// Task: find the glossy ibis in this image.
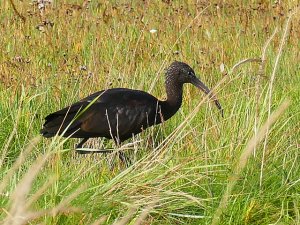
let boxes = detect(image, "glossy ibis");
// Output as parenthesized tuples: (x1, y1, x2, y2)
(41, 61, 223, 153)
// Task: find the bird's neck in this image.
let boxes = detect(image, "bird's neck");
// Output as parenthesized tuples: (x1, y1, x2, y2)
(160, 79, 183, 121)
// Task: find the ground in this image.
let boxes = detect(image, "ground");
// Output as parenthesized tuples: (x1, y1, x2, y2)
(0, 1, 299, 224)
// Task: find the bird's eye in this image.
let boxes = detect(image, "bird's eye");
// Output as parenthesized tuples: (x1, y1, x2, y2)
(188, 71, 194, 76)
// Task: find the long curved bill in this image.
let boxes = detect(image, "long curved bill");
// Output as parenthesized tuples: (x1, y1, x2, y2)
(191, 77, 224, 117)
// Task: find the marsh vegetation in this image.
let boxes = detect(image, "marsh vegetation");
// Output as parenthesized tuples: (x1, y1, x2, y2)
(0, 1, 299, 224)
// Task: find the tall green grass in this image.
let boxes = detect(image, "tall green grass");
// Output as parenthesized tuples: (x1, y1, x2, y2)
(1, 1, 299, 224)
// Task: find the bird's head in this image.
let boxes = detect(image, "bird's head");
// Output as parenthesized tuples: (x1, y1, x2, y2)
(165, 61, 223, 116)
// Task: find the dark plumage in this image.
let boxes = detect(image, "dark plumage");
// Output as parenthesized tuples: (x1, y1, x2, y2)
(41, 61, 223, 153)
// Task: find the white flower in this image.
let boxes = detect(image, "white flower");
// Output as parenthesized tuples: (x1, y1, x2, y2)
(80, 65, 87, 71)
(150, 29, 158, 34)
(220, 63, 225, 73)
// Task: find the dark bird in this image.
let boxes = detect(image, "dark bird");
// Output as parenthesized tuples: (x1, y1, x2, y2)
(41, 61, 223, 154)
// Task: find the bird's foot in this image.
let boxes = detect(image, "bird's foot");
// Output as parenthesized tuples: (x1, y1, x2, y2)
(118, 151, 132, 167)
(75, 148, 114, 154)
(75, 144, 132, 167)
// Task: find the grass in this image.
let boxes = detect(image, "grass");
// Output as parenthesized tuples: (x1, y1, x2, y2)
(1, 1, 300, 224)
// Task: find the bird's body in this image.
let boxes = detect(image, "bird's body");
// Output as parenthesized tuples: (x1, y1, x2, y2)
(41, 61, 223, 152)
(41, 88, 177, 142)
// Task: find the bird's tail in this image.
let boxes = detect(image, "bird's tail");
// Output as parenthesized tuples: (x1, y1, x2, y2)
(40, 113, 77, 137)
(40, 104, 85, 138)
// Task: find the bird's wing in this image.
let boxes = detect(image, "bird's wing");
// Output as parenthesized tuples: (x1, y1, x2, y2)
(78, 89, 161, 140)
(41, 88, 160, 139)
(43, 89, 107, 122)
(41, 91, 106, 137)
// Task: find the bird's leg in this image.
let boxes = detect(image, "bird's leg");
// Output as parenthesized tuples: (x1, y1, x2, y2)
(76, 138, 90, 154)
(76, 138, 89, 148)
(106, 138, 131, 168)
(76, 138, 114, 154)
(114, 138, 131, 167)
(118, 151, 131, 167)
